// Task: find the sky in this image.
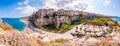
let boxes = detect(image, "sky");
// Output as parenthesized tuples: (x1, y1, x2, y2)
(0, 0, 120, 18)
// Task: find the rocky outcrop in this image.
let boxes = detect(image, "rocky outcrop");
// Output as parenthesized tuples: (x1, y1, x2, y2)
(29, 9, 110, 29)
(29, 9, 88, 28)
(73, 24, 111, 37)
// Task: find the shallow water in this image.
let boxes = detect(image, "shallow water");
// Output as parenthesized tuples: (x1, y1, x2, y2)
(112, 17, 120, 22)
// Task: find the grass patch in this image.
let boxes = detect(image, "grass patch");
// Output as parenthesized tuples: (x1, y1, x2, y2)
(50, 39, 69, 43)
(49, 39, 70, 46)
(85, 17, 111, 26)
(76, 33, 105, 38)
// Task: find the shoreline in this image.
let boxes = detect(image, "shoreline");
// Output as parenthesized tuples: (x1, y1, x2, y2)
(17, 19, 27, 31)
(112, 17, 120, 22)
(20, 19, 34, 36)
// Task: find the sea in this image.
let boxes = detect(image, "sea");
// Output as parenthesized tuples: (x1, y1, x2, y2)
(1, 17, 120, 31)
(2, 18, 26, 31)
(112, 17, 120, 22)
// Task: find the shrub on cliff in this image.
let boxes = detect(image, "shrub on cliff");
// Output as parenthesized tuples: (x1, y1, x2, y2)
(87, 17, 111, 26)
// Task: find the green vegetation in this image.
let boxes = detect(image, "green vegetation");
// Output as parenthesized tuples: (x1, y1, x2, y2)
(59, 20, 82, 33)
(88, 17, 111, 26)
(76, 33, 105, 38)
(49, 39, 70, 46)
(76, 34, 85, 37)
(81, 17, 111, 26)
(50, 39, 69, 43)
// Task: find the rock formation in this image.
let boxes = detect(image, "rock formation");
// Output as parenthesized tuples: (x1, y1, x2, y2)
(29, 9, 111, 32)
(29, 9, 89, 28)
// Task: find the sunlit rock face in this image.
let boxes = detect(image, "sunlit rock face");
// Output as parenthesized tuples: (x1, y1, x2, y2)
(29, 9, 89, 28)
(29, 8, 110, 29)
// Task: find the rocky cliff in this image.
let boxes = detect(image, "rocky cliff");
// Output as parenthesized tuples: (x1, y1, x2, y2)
(29, 9, 88, 28)
(29, 9, 111, 33)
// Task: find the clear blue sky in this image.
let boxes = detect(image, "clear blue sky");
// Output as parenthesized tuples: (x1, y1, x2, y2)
(0, 0, 120, 18)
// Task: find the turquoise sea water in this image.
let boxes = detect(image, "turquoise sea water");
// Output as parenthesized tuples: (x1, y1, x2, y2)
(112, 17, 120, 22)
(2, 18, 26, 31)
